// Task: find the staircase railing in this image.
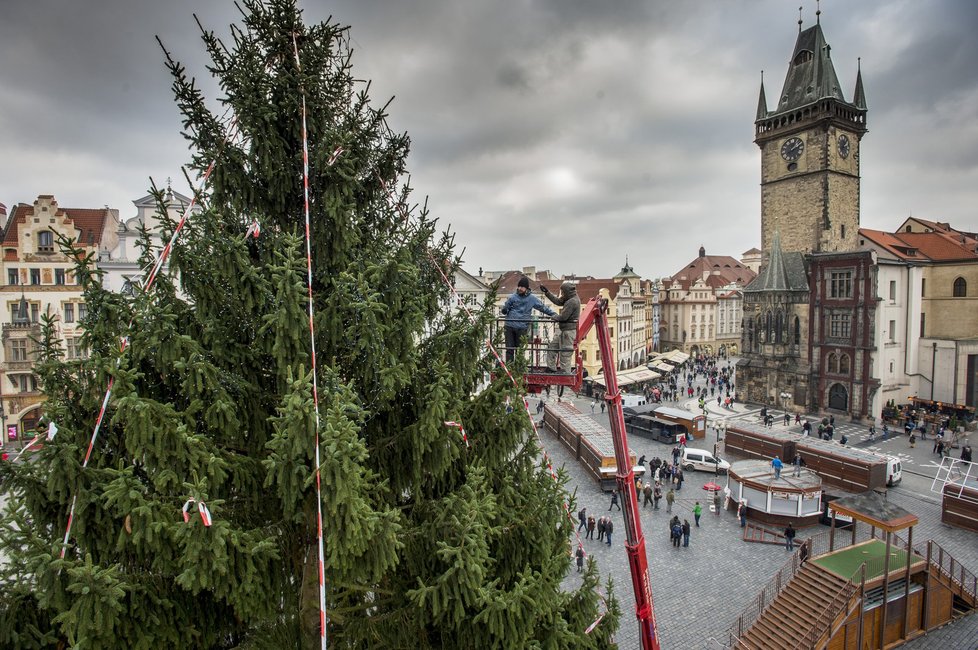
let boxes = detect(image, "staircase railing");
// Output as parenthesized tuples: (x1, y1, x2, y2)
(725, 545, 806, 646)
(791, 565, 861, 650)
(924, 540, 978, 603)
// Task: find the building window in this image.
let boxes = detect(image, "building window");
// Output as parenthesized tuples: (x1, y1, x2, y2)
(953, 277, 967, 297)
(31, 303, 39, 323)
(580, 350, 587, 362)
(839, 354, 851, 374)
(889, 281, 896, 301)
(7, 269, 17, 285)
(829, 313, 851, 338)
(889, 320, 896, 342)
(889, 361, 894, 373)
(920, 312, 926, 337)
(37, 230, 55, 253)
(66, 337, 87, 359)
(63, 303, 75, 323)
(30, 268, 41, 285)
(829, 271, 852, 299)
(827, 352, 838, 374)
(10, 339, 28, 361)
(921, 279, 926, 297)
(78, 303, 88, 321)
(55, 268, 66, 285)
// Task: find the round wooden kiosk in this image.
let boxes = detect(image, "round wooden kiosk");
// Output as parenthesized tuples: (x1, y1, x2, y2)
(726, 460, 822, 526)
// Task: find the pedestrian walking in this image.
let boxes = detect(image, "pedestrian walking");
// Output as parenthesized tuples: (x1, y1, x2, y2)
(961, 445, 973, 462)
(682, 519, 691, 547)
(771, 455, 783, 479)
(713, 491, 721, 516)
(586, 515, 595, 539)
(653, 483, 662, 510)
(642, 482, 653, 508)
(909, 432, 916, 448)
(609, 490, 621, 511)
(671, 518, 682, 548)
(600, 401, 606, 414)
(738, 501, 747, 527)
(676, 468, 684, 490)
(693, 501, 702, 527)
(605, 517, 613, 546)
(783, 412, 790, 426)
(933, 433, 943, 455)
(792, 453, 803, 477)
(784, 523, 796, 551)
(597, 517, 605, 542)
(577, 507, 587, 531)
(575, 544, 585, 572)
(590, 401, 595, 414)
(666, 488, 675, 513)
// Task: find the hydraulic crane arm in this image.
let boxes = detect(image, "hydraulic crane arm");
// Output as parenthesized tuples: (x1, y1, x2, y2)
(578, 297, 660, 650)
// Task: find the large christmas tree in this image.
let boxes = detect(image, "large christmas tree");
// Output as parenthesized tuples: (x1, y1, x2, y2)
(0, 1, 618, 647)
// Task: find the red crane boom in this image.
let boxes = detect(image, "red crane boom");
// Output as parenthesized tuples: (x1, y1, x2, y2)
(527, 297, 660, 649)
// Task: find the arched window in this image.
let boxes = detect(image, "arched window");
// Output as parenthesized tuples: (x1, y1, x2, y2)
(827, 353, 838, 374)
(765, 310, 773, 342)
(839, 354, 851, 374)
(793, 316, 801, 345)
(775, 310, 784, 343)
(953, 277, 967, 297)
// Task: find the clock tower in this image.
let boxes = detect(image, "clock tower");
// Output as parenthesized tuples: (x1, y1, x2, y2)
(755, 18, 867, 255)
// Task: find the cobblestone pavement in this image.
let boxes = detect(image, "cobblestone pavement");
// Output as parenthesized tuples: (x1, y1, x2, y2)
(542, 359, 978, 649)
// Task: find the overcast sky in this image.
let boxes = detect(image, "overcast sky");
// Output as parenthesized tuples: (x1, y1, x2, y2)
(2, 0, 976, 280)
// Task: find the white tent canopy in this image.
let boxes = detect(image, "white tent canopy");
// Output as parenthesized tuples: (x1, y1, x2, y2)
(592, 367, 661, 387)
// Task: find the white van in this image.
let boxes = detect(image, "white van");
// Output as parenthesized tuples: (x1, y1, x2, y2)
(681, 448, 731, 474)
(885, 456, 902, 487)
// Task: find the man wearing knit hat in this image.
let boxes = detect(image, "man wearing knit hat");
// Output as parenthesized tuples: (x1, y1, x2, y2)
(500, 276, 556, 363)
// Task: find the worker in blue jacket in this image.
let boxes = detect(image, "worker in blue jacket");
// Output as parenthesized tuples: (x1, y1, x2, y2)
(500, 276, 556, 362)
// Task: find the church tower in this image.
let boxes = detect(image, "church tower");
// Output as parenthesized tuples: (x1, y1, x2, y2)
(755, 13, 867, 255)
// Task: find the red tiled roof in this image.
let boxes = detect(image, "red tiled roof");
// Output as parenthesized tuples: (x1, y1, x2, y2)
(860, 227, 978, 262)
(667, 253, 756, 291)
(2, 201, 111, 248)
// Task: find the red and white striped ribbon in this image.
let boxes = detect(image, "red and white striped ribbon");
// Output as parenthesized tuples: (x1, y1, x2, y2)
(293, 33, 329, 650)
(443, 421, 469, 448)
(181, 498, 213, 527)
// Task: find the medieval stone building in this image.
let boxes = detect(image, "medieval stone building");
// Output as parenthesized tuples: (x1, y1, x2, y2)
(738, 18, 878, 419)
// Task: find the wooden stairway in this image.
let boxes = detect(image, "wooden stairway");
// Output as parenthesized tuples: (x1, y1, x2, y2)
(737, 563, 855, 650)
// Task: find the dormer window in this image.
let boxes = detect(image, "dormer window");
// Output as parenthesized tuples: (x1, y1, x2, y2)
(37, 230, 55, 253)
(793, 50, 814, 65)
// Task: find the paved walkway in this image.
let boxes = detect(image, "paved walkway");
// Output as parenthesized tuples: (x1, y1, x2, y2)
(542, 362, 977, 648)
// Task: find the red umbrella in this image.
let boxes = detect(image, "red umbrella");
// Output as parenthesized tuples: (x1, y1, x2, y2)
(702, 482, 723, 492)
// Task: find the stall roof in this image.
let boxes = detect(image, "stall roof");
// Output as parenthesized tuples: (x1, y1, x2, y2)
(828, 491, 918, 532)
(593, 367, 660, 387)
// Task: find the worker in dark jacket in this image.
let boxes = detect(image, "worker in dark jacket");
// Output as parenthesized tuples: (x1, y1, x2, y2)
(541, 281, 581, 373)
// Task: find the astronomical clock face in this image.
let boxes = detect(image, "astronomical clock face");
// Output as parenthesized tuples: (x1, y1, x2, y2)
(837, 134, 851, 159)
(780, 137, 804, 162)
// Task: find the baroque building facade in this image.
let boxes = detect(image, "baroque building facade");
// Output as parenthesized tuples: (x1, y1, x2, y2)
(1, 195, 120, 443)
(658, 246, 754, 357)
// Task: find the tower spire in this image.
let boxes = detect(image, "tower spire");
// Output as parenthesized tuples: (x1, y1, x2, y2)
(798, 6, 803, 32)
(853, 57, 867, 109)
(816, 0, 821, 25)
(757, 71, 768, 120)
